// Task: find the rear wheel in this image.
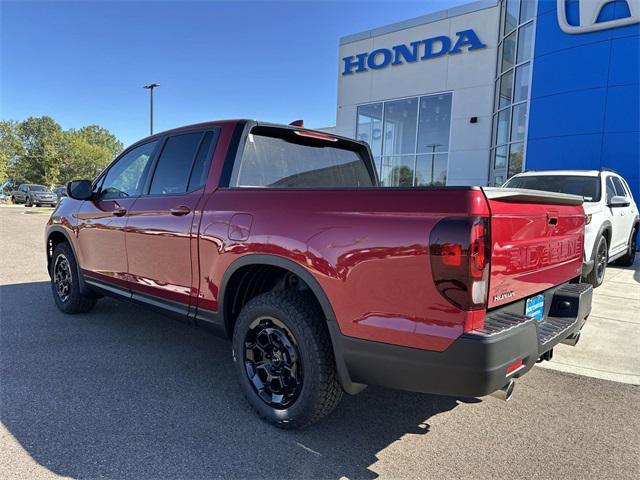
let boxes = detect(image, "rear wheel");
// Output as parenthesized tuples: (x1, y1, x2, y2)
(51, 242, 97, 314)
(232, 290, 343, 429)
(586, 235, 608, 288)
(617, 226, 638, 267)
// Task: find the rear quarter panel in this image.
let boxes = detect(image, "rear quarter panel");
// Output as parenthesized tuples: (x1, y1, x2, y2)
(198, 188, 489, 351)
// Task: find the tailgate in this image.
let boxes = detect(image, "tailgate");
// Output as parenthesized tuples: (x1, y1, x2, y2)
(482, 187, 584, 309)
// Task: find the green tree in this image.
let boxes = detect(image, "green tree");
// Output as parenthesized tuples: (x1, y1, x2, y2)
(0, 120, 24, 185)
(17, 116, 63, 185)
(58, 130, 114, 181)
(74, 125, 123, 158)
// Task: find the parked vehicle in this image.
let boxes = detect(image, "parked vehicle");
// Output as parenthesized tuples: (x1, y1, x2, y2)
(53, 186, 67, 203)
(11, 184, 58, 207)
(504, 170, 638, 287)
(46, 120, 592, 428)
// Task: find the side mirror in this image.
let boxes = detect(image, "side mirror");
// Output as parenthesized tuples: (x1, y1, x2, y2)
(608, 195, 630, 208)
(67, 180, 93, 200)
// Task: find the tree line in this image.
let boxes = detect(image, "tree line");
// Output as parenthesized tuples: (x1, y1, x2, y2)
(0, 116, 124, 188)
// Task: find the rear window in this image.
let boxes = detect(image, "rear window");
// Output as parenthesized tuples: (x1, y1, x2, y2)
(504, 175, 601, 202)
(230, 129, 375, 188)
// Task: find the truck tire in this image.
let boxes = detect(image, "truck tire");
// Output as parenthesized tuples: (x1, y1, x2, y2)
(617, 225, 637, 267)
(50, 242, 97, 314)
(232, 290, 343, 429)
(586, 235, 608, 288)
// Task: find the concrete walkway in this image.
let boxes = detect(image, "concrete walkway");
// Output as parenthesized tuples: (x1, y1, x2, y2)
(539, 256, 640, 384)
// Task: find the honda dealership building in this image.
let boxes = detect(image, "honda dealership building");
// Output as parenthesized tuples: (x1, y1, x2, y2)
(331, 0, 639, 200)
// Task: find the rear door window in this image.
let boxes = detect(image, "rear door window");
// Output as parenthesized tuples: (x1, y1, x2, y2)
(606, 177, 616, 203)
(611, 177, 628, 198)
(149, 133, 203, 195)
(230, 129, 374, 188)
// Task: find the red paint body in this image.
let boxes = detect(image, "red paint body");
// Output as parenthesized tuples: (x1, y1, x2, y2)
(47, 120, 585, 353)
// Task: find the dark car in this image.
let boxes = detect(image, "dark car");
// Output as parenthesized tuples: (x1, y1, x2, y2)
(46, 119, 592, 428)
(11, 184, 58, 207)
(53, 186, 67, 203)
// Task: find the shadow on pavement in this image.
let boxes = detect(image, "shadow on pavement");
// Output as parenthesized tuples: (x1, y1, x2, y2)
(0, 281, 467, 479)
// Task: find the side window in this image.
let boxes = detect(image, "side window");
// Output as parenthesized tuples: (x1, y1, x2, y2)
(187, 130, 218, 191)
(149, 132, 202, 195)
(99, 141, 158, 200)
(611, 177, 628, 198)
(606, 177, 616, 203)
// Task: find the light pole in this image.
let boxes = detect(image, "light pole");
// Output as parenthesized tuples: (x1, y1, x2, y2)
(426, 144, 442, 185)
(143, 83, 160, 135)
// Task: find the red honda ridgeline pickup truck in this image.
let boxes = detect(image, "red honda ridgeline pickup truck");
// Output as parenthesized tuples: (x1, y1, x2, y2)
(46, 120, 592, 428)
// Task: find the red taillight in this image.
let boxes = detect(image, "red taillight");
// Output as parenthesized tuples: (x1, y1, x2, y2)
(429, 216, 490, 331)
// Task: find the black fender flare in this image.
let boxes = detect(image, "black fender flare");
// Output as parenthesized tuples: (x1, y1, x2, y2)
(219, 253, 366, 394)
(46, 226, 90, 295)
(628, 216, 640, 248)
(591, 220, 612, 261)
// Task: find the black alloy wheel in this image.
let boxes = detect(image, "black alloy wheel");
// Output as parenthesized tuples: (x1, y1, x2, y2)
(53, 253, 73, 303)
(244, 316, 303, 409)
(595, 238, 608, 283)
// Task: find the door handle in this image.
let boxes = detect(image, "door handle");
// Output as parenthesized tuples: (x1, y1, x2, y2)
(113, 206, 127, 217)
(170, 205, 191, 216)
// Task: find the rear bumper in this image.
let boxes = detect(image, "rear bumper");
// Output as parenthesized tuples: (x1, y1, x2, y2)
(332, 281, 592, 398)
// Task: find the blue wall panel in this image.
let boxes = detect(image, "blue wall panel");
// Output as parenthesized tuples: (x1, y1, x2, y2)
(603, 85, 640, 133)
(527, 0, 640, 204)
(527, 134, 603, 170)
(530, 41, 610, 98)
(528, 88, 607, 138)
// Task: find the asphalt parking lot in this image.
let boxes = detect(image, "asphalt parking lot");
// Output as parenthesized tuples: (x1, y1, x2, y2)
(1, 206, 639, 479)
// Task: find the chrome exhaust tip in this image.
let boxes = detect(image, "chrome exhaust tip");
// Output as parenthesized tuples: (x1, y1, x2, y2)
(490, 380, 515, 402)
(561, 332, 580, 347)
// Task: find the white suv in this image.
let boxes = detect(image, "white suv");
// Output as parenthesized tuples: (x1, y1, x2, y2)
(503, 170, 638, 287)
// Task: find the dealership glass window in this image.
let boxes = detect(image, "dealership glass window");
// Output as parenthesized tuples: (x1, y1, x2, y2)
(498, 69, 514, 108)
(508, 143, 524, 178)
(513, 62, 531, 103)
(416, 154, 448, 187)
(382, 98, 418, 156)
(356, 103, 383, 158)
(501, 31, 516, 72)
(416, 94, 452, 154)
(490, 0, 536, 184)
(380, 156, 415, 187)
(516, 22, 534, 64)
(493, 145, 508, 169)
(504, 0, 520, 35)
(356, 93, 452, 187)
(520, 0, 535, 23)
(510, 103, 528, 142)
(494, 108, 511, 146)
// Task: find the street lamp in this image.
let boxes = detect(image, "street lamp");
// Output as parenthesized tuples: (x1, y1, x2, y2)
(426, 144, 442, 185)
(143, 83, 160, 135)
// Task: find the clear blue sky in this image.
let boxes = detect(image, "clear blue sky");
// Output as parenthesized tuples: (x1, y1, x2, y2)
(1, 0, 467, 147)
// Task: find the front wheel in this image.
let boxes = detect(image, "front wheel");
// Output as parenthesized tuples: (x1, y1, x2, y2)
(232, 290, 343, 429)
(586, 235, 608, 288)
(617, 226, 638, 267)
(25, 197, 33, 207)
(50, 242, 98, 314)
